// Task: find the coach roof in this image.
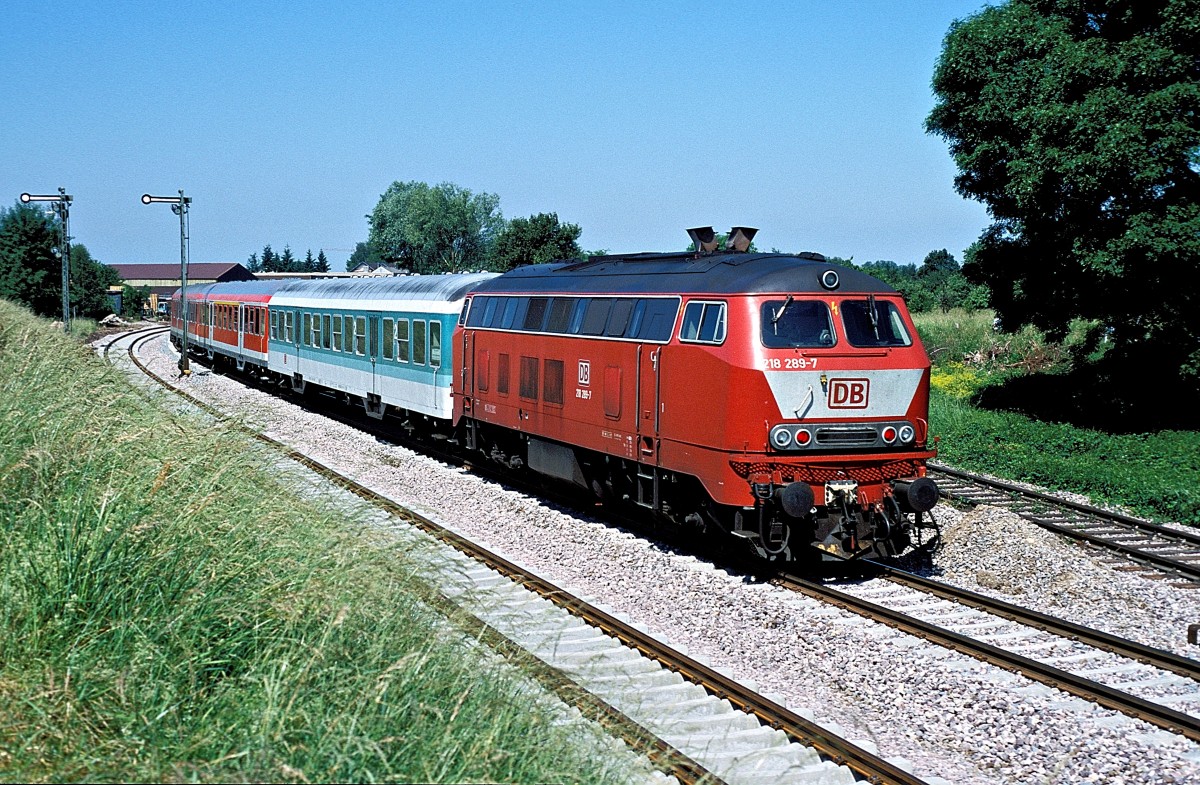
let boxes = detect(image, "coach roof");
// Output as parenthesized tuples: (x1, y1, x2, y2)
(473, 252, 896, 296)
(272, 273, 498, 303)
(176, 280, 292, 299)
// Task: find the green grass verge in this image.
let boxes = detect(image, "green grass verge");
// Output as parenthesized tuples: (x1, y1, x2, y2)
(0, 301, 643, 784)
(930, 390, 1200, 525)
(914, 310, 1199, 525)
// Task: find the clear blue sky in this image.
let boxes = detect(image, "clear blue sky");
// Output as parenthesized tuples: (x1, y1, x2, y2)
(1, 1, 993, 270)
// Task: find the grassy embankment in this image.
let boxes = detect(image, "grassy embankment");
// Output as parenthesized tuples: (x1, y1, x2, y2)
(0, 300, 642, 784)
(913, 309, 1200, 525)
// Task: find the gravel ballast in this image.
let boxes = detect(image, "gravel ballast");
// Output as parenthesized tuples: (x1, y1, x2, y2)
(129, 335, 1200, 784)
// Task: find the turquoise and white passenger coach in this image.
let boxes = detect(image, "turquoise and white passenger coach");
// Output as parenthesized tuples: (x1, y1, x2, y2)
(266, 274, 497, 420)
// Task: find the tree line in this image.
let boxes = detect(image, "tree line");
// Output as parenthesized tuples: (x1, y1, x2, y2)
(245, 245, 331, 274)
(345, 181, 589, 275)
(0, 202, 147, 320)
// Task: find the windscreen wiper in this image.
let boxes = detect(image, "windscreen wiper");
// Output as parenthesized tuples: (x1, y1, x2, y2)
(771, 294, 794, 335)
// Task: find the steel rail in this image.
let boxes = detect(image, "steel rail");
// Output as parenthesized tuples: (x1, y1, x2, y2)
(119, 329, 717, 785)
(122, 330, 928, 785)
(928, 463, 1200, 582)
(874, 564, 1200, 681)
(930, 462, 1200, 546)
(777, 572, 1200, 744)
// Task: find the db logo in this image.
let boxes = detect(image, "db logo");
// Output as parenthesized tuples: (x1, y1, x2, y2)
(578, 360, 591, 386)
(829, 378, 869, 409)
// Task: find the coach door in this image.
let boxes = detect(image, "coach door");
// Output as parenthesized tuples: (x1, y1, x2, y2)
(368, 312, 383, 403)
(634, 344, 661, 510)
(237, 304, 246, 364)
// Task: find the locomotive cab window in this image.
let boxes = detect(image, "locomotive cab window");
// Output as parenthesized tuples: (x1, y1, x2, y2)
(680, 301, 727, 344)
(761, 299, 834, 349)
(841, 298, 912, 348)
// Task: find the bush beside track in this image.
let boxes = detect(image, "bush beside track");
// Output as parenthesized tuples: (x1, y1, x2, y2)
(0, 301, 642, 784)
(916, 310, 1200, 526)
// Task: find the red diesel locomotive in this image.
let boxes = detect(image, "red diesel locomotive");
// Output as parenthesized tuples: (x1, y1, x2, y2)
(454, 227, 939, 562)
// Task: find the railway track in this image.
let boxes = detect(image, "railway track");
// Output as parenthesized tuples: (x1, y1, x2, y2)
(779, 566, 1200, 744)
(111, 327, 930, 785)
(929, 463, 1200, 585)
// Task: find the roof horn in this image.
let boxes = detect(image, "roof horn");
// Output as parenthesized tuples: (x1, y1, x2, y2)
(726, 226, 758, 253)
(686, 226, 720, 253)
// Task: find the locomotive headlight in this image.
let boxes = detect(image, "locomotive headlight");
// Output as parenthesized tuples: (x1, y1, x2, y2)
(770, 427, 793, 449)
(899, 424, 915, 444)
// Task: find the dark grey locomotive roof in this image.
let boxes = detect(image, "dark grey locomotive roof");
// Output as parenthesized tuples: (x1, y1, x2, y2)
(471, 252, 897, 296)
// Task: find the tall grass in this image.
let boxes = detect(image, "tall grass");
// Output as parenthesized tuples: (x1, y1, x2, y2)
(0, 300, 645, 783)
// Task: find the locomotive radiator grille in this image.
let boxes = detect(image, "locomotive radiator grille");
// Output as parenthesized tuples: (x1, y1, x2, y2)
(814, 426, 878, 445)
(730, 459, 920, 485)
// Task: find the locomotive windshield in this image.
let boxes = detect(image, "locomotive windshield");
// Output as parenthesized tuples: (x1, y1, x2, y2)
(761, 300, 835, 348)
(841, 298, 912, 347)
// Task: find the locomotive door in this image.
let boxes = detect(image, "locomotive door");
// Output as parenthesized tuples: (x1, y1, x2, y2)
(460, 328, 475, 416)
(634, 344, 662, 510)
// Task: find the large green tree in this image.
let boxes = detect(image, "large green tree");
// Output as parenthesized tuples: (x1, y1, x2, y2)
(0, 202, 66, 317)
(491, 212, 583, 271)
(368, 181, 504, 273)
(346, 241, 384, 271)
(927, 0, 1200, 382)
(69, 244, 121, 318)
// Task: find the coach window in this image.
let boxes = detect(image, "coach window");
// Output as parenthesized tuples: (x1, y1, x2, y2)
(321, 314, 331, 349)
(413, 320, 427, 365)
(302, 313, 312, 347)
(332, 315, 342, 351)
(383, 318, 395, 360)
(430, 322, 442, 368)
(680, 301, 727, 344)
(313, 314, 324, 348)
(342, 316, 353, 353)
(270, 311, 278, 339)
(396, 319, 410, 362)
(355, 316, 367, 355)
